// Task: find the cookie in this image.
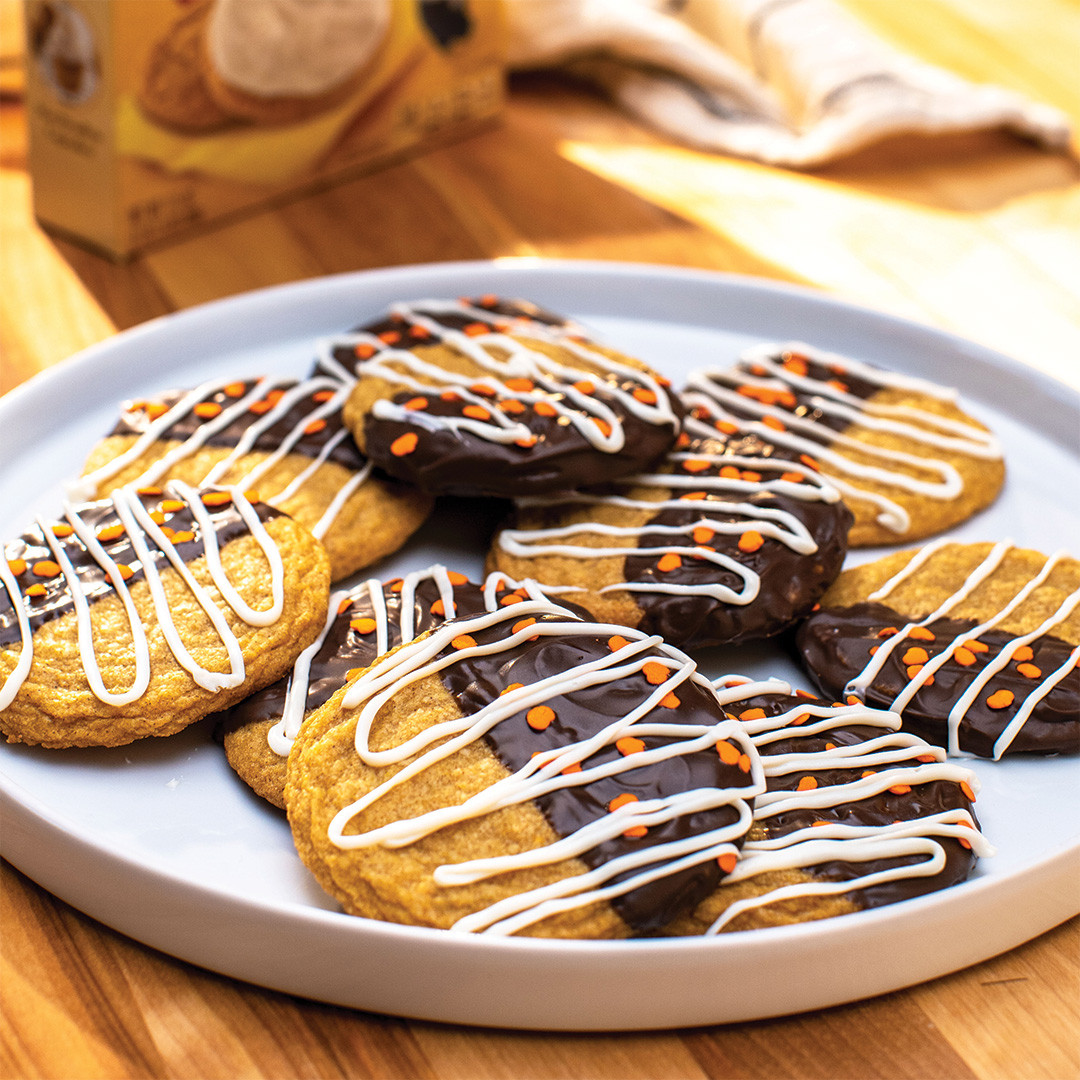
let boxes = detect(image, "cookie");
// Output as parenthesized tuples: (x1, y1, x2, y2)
(0, 483, 330, 748)
(138, 1, 236, 134)
(220, 566, 539, 808)
(795, 541, 1080, 758)
(202, 0, 393, 126)
(487, 429, 852, 648)
(286, 597, 761, 938)
(332, 296, 684, 498)
(75, 369, 432, 582)
(683, 341, 1005, 546)
(667, 677, 990, 935)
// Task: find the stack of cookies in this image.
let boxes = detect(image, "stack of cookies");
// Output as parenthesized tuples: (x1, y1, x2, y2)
(4, 293, 1075, 940)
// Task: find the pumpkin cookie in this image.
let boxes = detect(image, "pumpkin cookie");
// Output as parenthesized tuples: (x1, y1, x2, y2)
(220, 566, 540, 808)
(286, 597, 761, 938)
(487, 422, 853, 648)
(667, 677, 990, 935)
(75, 369, 432, 582)
(332, 296, 683, 498)
(795, 541, 1080, 757)
(683, 341, 1004, 546)
(0, 483, 330, 748)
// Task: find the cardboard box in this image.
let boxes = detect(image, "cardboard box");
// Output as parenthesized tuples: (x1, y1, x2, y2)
(23, 0, 506, 258)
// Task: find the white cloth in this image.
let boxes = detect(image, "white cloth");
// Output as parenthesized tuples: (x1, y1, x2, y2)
(505, 0, 1072, 167)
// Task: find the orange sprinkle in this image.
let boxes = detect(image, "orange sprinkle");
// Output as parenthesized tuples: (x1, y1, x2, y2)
(902, 647, 930, 666)
(378, 330, 401, 344)
(7, 558, 27, 576)
(194, 402, 222, 419)
(877, 627, 898, 639)
(32, 560, 60, 578)
(609, 635, 631, 652)
(51, 524, 74, 538)
(987, 689, 1015, 710)
(463, 321, 489, 336)
(797, 776, 818, 792)
(404, 397, 429, 411)
(500, 399, 527, 415)
(594, 419, 613, 439)
(512, 618, 538, 636)
(145, 403, 169, 421)
(562, 763, 583, 775)
(1012, 645, 1035, 663)
(463, 404, 492, 421)
(117, 564, 134, 581)
(738, 531, 764, 553)
(573, 380, 595, 395)
(954, 646, 978, 666)
(353, 343, 376, 359)
(660, 692, 681, 709)
(680, 490, 707, 501)
(862, 769, 877, 779)
(762, 415, 786, 432)
(501, 683, 524, 696)
(908, 626, 936, 641)
(303, 419, 327, 436)
(533, 400, 558, 417)
(514, 435, 539, 448)
(201, 491, 232, 507)
(337, 598, 353, 614)
(741, 470, 762, 483)
(783, 355, 809, 376)
(430, 599, 447, 617)
(608, 792, 638, 813)
(96, 524, 126, 542)
(642, 661, 669, 685)
(150, 512, 167, 525)
(350, 617, 377, 634)
(526, 705, 555, 731)
(739, 707, 766, 721)
(169, 531, 195, 544)
(889, 783, 912, 795)
(224, 381, 247, 397)
(504, 377, 534, 393)
(266, 389, 286, 405)
(633, 387, 658, 405)
(469, 383, 497, 398)
(1017, 662, 1042, 679)
(451, 634, 476, 650)
(441, 391, 462, 402)
(917, 754, 936, 763)
(719, 465, 740, 479)
(391, 432, 419, 457)
(248, 399, 274, 415)
(738, 754, 753, 773)
(499, 593, 524, 606)
(799, 454, 820, 471)
(159, 527, 175, 540)
(906, 665, 926, 681)
(960, 781, 976, 802)
(617, 737, 646, 756)
(716, 741, 741, 766)
(24, 583, 47, 598)
(657, 552, 682, 573)
(681, 459, 711, 474)
(717, 852, 738, 874)
(311, 390, 335, 404)
(623, 825, 648, 839)
(715, 419, 738, 435)
(692, 526, 714, 545)
(780, 471, 804, 484)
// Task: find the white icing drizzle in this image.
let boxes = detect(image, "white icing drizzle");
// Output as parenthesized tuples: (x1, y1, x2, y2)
(70, 372, 365, 544)
(842, 542, 1080, 758)
(267, 564, 499, 757)
(700, 676, 992, 933)
(495, 449, 840, 606)
(1, 483, 286, 708)
(328, 298, 679, 453)
(684, 340, 1002, 535)
(321, 598, 763, 936)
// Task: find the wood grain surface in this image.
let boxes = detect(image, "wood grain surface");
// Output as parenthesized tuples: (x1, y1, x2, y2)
(2, 0, 1078, 1077)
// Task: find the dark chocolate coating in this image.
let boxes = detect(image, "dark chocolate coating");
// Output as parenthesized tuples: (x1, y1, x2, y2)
(736, 693, 980, 908)
(796, 602, 1080, 757)
(623, 490, 852, 648)
(1, 491, 280, 646)
(337, 297, 684, 498)
(436, 614, 755, 935)
(109, 377, 365, 471)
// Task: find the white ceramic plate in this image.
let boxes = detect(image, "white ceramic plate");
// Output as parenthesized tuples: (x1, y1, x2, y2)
(2, 260, 1078, 1031)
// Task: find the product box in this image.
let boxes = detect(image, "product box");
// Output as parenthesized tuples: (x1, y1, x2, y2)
(23, 0, 506, 258)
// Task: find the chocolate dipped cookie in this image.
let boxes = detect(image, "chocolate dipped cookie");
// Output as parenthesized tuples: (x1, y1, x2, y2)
(76, 369, 432, 581)
(330, 296, 684, 498)
(286, 597, 761, 938)
(683, 341, 1004, 546)
(668, 677, 990, 934)
(220, 566, 541, 808)
(487, 418, 853, 649)
(796, 541, 1080, 758)
(0, 483, 330, 748)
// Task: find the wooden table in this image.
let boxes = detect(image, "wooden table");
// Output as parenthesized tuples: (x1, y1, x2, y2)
(2, 1, 1078, 1077)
